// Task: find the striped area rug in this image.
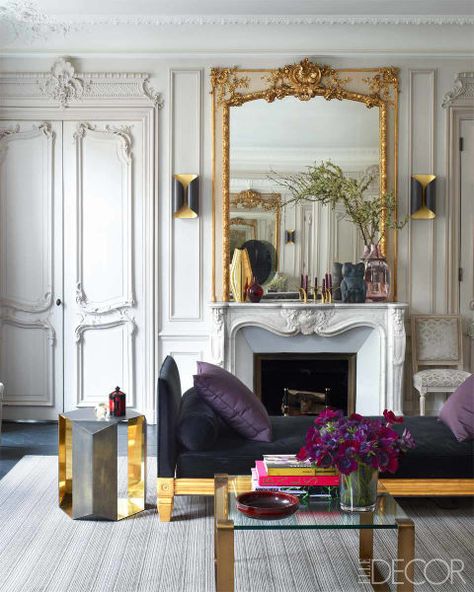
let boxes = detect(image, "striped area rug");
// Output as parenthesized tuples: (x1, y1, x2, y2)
(0, 456, 472, 592)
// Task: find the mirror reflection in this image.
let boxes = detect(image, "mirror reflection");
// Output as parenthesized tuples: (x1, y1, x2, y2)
(230, 96, 380, 294)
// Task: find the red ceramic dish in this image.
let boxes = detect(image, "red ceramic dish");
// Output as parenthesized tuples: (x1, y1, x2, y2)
(236, 491, 300, 520)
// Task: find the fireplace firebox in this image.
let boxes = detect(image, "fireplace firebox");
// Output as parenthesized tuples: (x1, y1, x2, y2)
(254, 353, 356, 416)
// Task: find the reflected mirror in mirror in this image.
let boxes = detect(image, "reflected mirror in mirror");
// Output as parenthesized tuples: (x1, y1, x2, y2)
(230, 96, 380, 294)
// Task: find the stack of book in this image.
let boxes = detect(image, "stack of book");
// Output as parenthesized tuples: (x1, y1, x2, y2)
(251, 454, 339, 498)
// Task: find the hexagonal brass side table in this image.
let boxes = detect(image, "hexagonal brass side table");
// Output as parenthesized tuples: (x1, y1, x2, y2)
(58, 409, 146, 520)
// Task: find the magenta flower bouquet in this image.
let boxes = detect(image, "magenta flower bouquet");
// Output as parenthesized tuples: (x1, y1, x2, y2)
(296, 409, 415, 511)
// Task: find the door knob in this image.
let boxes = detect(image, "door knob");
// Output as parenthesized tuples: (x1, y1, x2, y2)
(56, 298, 62, 306)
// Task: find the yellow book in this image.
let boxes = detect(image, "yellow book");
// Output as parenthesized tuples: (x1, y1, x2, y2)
(265, 466, 338, 476)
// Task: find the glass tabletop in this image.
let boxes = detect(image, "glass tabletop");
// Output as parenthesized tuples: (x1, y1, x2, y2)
(228, 479, 408, 531)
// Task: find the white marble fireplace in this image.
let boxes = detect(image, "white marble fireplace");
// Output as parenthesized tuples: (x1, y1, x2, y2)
(210, 302, 408, 415)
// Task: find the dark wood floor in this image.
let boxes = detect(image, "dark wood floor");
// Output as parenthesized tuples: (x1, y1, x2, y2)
(0, 421, 157, 480)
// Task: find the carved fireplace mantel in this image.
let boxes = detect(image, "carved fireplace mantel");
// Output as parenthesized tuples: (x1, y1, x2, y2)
(210, 302, 408, 415)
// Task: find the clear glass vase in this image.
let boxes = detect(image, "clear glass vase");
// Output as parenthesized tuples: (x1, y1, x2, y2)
(364, 244, 391, 302)
(339, 463, 378, 512)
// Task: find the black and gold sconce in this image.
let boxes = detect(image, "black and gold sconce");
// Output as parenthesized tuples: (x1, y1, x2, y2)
(173, 174, 199, 219)
(411, 174, 436, 220)
(285, 229, 296, 244)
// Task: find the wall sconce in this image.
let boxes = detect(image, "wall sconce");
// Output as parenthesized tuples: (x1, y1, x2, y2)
(411, 174, 436, 219)
(173, 174, 199, 219)
(285, 229, 296, 244)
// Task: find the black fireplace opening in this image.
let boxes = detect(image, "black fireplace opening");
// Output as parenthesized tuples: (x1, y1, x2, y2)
(254, 353, 356, 416)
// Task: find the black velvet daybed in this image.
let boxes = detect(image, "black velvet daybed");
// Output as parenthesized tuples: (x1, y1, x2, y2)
(157, 356, 474, 522)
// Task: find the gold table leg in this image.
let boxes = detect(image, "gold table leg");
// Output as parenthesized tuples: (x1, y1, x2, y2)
(214, 474, 234, 592)
(396, 518, 415, 592)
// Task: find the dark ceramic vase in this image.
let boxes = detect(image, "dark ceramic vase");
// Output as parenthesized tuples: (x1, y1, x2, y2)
(247, 277, 264, 303)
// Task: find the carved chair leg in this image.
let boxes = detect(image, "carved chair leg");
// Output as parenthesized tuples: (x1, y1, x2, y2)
(419, 389, 427, 416)
(157, 478, 175, 522)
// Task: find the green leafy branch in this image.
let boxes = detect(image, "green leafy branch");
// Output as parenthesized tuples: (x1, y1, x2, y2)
(269, 161, 407, 247)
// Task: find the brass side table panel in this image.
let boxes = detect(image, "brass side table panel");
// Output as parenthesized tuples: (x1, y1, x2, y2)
(58, 409, 146, 521)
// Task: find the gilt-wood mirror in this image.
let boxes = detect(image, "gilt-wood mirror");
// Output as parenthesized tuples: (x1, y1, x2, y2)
(211, 59, 399, 301)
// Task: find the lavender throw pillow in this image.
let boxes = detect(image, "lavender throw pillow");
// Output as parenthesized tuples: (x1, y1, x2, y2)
(194, 362, 272, 442)
(439, 375, 474, 441)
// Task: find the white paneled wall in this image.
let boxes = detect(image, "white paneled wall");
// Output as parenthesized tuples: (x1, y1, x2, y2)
(1, 53, 472, 419)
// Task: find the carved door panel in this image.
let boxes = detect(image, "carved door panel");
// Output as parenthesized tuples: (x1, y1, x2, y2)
(62, 120, 145, 412)
(0, 121, 64, 420)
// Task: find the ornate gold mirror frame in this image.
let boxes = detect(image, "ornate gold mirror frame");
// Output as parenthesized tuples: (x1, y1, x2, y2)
(211, 59, 399, 302)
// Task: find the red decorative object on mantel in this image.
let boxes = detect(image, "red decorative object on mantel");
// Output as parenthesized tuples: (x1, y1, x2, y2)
(247, 276, 264, 303)
(109, 386, 126, 417)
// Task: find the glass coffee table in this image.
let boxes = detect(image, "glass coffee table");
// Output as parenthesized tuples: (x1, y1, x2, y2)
(214, 474, 415, 592)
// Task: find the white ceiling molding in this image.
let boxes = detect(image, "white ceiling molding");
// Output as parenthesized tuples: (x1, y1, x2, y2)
(442, 72, 474, 108)
(15, 14, 474, 28)
(0, 57, 164, 109)
(1, 0, 473, 43)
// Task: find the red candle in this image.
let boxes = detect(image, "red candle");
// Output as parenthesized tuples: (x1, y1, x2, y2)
(329, 273, 333, 289)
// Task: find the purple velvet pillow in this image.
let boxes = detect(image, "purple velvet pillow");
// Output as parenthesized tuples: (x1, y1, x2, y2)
(194, 362, 272, 442)
(439, 375, 474, 441)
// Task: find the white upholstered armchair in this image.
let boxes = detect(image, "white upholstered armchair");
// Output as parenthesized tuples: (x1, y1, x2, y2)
(411, 315, 471, 416)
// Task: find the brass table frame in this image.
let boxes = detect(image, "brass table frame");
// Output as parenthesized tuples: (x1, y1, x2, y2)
(214, 474, 415, 592)
(59, 409, 146, 521)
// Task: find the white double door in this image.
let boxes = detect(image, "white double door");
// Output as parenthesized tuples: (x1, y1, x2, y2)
(0, 117, 150, 420)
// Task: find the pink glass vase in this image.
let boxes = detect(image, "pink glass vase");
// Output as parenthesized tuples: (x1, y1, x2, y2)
(364, 244, 391, 302)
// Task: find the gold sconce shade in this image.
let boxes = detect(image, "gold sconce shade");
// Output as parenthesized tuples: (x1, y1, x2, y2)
(285, 230, 296, 244)
(173, 174, 199, 219)
(411, 174, 436, 220)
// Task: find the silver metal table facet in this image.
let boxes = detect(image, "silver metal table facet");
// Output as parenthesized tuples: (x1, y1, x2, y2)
(59, 409, 146, 521)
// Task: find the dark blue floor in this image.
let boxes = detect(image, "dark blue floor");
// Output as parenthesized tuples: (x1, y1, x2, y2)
(0, 421, 157, 480)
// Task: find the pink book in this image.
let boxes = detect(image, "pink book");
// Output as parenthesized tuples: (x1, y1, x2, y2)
(255, 460, 340, 487)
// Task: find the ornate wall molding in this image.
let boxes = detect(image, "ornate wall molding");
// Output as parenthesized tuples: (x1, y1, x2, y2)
(2, 4, 473, 33)
(38, 58, 89, 108)
(74, 312, 136, 407)
(74, 122, 135, 315)
(442, 72, 474, 108)
(210, 302, 408, 414)
(0, 123, 54, 314)
(0, 58, 163, 109)
(0, 315, 55, 406)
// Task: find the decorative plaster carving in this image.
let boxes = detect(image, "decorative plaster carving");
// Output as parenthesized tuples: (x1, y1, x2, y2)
(0, 124, 20, 141)
(210, 302, 408, 414)
(74, 311, 136, 343)
(3, 5, 473, 32)
(0, 60, 163, 109)
(281, 308, 336, 335)
(142, 78, 165, 109)
(0, 313, 56, 345)
(442, 72, 474, 108)
(38, 58, 90, 108)
(210, 307, 226, 367)
(0, 0, 72, 40)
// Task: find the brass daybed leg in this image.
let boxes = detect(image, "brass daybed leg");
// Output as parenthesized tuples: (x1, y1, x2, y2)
(157, 477, 175, 522)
